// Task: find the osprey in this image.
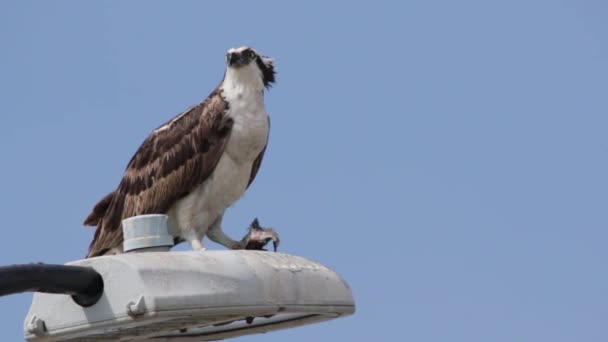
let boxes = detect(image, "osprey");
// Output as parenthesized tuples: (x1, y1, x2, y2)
(84, 46, 277, 257)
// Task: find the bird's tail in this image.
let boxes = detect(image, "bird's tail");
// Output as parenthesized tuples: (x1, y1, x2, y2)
(83, 191, 115, 226)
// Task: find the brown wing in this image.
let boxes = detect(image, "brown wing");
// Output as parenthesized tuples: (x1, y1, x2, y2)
(247, 116, 270, 188)
(86, 88, 232, 257)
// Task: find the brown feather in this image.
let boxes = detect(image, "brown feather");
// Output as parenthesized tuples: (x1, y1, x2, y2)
(86, 88, 232, 257)
(83, 191, 115, 226)
(247, 116, 270, 188)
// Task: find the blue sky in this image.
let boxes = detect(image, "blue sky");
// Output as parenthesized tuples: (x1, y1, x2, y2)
(1, 1, 607, 341)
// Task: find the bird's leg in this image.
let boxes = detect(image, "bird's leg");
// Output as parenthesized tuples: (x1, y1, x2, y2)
(189, 239, 205, 251)
(206, 214, 243, 249)
(206, 228, 242, 249)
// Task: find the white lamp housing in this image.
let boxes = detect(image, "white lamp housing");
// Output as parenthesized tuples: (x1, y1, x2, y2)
(23, 216, 355, 341)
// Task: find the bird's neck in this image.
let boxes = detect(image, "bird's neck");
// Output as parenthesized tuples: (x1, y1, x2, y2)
(222, 64, 264, 93)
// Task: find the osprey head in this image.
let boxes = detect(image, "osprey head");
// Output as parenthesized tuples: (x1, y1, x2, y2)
(226, 46, 276, 88)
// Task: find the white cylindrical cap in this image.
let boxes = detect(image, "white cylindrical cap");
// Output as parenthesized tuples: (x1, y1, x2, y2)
(122, 214, 174, 253)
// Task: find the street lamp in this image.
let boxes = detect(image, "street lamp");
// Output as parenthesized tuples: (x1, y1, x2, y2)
(21, 215, 355, 341)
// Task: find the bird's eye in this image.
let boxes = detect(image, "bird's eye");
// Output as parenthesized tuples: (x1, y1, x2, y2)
(248, 50, 256, 59)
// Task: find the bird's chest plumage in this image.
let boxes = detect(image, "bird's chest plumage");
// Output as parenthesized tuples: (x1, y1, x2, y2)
(166, 87, 268, 238)
(225, 97, 269, 160)
(210, 91, 268, 204)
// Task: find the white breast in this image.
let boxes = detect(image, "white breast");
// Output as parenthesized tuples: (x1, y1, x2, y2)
(166, 76, 269, 243)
